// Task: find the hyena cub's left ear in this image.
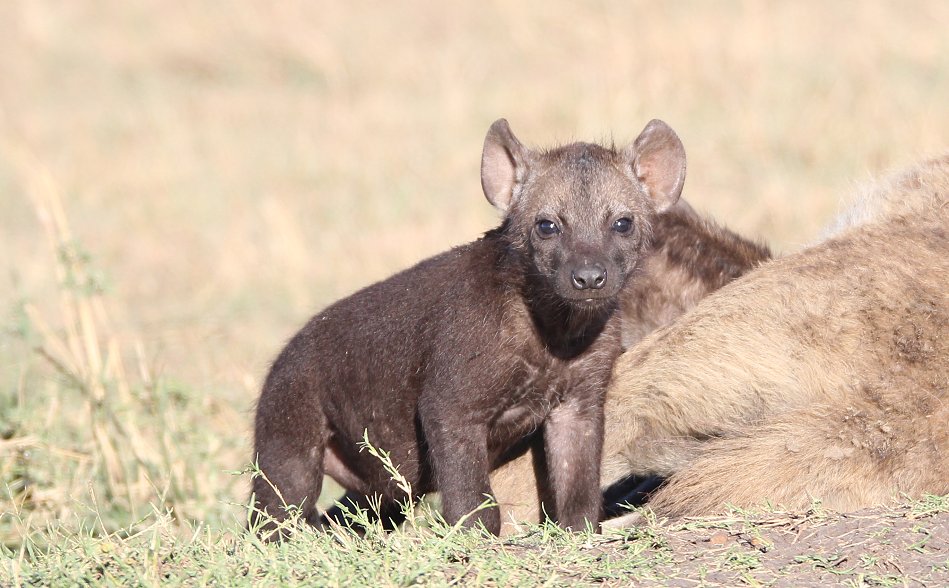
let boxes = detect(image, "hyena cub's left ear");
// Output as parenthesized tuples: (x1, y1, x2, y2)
(624, 119, 687, 213)
(481, 118, 531, 212)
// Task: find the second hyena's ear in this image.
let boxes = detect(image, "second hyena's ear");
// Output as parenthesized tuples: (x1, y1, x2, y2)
(624, 119, 687, 213)
(481, 118, 530, 212)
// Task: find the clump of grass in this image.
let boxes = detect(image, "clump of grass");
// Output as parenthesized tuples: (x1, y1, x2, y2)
(909, 494, 949, 518)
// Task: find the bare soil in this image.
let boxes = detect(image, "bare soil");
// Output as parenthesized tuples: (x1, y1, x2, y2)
(627, 505, 947, 586)
(507, 502, 949, 586)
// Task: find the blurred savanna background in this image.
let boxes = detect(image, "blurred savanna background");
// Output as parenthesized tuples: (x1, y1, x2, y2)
(1, 0, 947, 549)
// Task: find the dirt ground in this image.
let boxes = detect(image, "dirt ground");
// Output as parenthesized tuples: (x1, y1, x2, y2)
(502, 501, 949, 587)
(621, 504, 947, 586)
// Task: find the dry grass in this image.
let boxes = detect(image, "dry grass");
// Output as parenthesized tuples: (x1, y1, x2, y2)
(2, 147, 227, 540)
(0, 0, 947, 554)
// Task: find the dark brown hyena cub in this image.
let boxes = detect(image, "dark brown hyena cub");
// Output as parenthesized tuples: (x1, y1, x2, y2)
(250, 118, 687, 537)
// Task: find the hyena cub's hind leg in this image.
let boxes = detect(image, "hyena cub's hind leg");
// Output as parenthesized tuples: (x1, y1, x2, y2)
(250, 376, 329, 538)
(249, 444, 325, 539)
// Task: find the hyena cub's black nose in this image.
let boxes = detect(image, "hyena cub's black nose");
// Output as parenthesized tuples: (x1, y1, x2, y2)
(571, 264, 607, 290)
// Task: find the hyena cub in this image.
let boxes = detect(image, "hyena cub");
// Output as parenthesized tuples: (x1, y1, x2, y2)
(251, 118, 686, 537)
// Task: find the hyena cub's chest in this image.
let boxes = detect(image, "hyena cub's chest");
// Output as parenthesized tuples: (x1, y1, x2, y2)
(493, 358, 565, 430)
(491, 347, 612, 441)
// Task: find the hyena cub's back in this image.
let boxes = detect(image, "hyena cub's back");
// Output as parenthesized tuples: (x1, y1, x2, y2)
(603, 153, 949, 520)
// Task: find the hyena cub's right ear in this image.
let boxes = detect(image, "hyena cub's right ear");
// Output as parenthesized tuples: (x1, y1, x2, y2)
(624, 119, 687, 213)
(481, 119, 531, 212)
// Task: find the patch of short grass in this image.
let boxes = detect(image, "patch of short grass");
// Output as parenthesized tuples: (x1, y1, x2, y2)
(2, 499, 674, 587)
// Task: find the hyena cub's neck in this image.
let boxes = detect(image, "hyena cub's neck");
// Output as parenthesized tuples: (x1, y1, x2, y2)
(520, 263, 619, 358)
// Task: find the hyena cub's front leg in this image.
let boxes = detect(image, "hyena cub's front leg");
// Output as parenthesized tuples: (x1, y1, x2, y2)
(541, 395, 606, 530)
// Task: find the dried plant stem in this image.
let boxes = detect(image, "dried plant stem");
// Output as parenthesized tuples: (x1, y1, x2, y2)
(6, 140, 165, 510)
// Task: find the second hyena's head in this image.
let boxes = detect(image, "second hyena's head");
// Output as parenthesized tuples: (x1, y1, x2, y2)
(481, 118, 687, 308)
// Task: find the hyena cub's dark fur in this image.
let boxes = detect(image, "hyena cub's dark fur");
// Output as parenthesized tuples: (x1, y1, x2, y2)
(251, 118, 687, 537)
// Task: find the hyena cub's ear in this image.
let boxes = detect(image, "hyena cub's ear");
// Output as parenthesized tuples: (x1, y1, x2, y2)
(481, 119, 531, 212)
(624, 119, 687, 213)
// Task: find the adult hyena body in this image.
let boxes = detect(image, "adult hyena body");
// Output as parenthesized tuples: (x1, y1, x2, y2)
(629, 155, 949, 520)
(493, 154, 948, 531)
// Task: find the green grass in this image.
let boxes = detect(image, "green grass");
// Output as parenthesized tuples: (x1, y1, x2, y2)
(2, 506, 641, 586)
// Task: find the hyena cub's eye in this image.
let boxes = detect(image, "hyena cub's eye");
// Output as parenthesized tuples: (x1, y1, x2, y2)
(535, 219, 561, 237)
(612, 217, 634, 234)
